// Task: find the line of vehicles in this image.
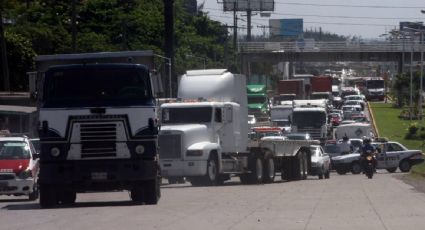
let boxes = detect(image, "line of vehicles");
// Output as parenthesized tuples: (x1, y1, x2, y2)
(0, 51, 422, 208)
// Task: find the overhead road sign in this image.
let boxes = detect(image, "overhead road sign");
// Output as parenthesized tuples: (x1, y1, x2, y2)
(223, 0, 275, 12)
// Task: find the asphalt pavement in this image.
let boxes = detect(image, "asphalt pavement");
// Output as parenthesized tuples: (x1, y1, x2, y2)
(1, 171, 425, 230)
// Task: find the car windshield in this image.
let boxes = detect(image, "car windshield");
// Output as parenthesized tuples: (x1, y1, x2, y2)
(162, 107, 212, 124)
(325, 145, 341, 153)
(292, 111, 326, 127)
(274, 120, 291, 126)
(42, 66, 153, 108)
(287, 134, 308, 140)
(0, 141, 31, 160)
(310, 147, 320, 156)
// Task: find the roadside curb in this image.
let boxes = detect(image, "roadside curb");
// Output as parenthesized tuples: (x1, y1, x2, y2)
(367, 102, 380, 137)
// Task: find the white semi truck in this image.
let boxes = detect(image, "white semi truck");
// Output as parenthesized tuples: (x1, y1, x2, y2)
(159, 69, 318, 185)
(291, 99, 329, 140)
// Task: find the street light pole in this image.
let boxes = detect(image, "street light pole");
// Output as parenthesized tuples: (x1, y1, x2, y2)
(154, 54, 172, 98)
(420, 30, 424, 122)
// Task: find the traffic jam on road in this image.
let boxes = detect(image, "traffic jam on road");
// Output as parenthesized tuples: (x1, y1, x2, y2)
(0, 52, 424, 209)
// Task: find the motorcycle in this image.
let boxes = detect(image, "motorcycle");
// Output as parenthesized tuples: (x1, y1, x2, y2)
(364, 151, 375, 179)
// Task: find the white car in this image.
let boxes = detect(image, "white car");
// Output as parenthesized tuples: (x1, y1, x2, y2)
(343, 100, 365, 111)
(0, 136, 39, 200)
(332, 140, 424, 175)
(344, 95, 366, 102)
(309, 145, 331, 179)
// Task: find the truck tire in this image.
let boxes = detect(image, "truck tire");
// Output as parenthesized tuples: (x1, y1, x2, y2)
(143, 178, 160, 205)
(281, 158, 291, 181)
(351, 162, 362, 174)
(399, 160, 411, 172)
(39, 184, 57, 208)
(318, 167, 324, 179)
(205, 155, 219, 185)
(241, 155, 264, 184)
(324, 169, 330, 179)
(263, 153, 275, 184)
(130, 186, 144, 203)
(59, 191, 76, 205)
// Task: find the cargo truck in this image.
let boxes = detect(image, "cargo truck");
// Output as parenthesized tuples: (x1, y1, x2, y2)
(277, 79, 305, 99)
(159, 69, 318, 186)
(34, 51, 161, 207)
(246, 84, 269, 121)
(291, 99, 329, 140)
(364, 77, 385, 101)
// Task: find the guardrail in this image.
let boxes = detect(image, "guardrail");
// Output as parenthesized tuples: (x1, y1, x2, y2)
(239, 41, 425, 53)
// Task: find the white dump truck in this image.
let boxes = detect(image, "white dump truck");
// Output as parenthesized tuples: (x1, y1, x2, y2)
(291, 99, 329, 140)
(159, 69, 318, 185)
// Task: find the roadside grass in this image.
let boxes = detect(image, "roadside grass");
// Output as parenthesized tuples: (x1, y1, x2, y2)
(370, 102, 425, 176)
(369, 102, 425, 152)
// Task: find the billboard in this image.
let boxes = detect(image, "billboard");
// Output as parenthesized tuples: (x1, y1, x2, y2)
(223, 0, 274, 12)
(400, 21, 425, 32)
(269, 19, 303, 37)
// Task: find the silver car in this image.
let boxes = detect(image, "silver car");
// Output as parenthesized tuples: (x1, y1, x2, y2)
(309, 145, 331, 179)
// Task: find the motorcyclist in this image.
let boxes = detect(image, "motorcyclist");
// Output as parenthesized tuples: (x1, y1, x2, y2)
(360, 137, 377, 171)
(338, 136, 353, 155)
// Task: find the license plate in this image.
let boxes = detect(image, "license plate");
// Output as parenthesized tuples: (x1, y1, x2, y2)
(0, 182, 7, 189)
(91, 172, 107, 181)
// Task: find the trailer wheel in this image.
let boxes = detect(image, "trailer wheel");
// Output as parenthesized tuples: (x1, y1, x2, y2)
(39, 184, 57, 208)
(281, 158, 291, 181)
(263, 153, 275, 184)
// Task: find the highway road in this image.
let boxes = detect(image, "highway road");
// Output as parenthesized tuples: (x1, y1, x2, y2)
(1, 172, 425, 230)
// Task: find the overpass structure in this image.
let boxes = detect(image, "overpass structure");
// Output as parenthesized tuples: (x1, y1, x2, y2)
(239, 41, 425, 76)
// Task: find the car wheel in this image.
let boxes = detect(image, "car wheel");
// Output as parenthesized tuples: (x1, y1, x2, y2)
(399, 160, 411, 173)
(351, 162, 362, 174)
(386, 167, 397, 173)
(336, 169, 347, 175)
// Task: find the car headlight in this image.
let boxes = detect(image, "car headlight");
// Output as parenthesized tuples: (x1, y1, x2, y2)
(50, 147, 60, 157)
(186, 150, 203, 157)
(135, 145, 145, 154)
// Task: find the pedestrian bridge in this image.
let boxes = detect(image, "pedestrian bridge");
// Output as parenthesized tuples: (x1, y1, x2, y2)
(239, 41, 425, 70)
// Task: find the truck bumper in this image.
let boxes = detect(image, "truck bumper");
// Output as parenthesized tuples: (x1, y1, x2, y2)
(160, 160, 207, 177)
(0, 179, 34, 195)
(38, 159, 158, 191)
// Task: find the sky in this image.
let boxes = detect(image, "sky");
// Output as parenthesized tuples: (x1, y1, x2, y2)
(202, 0, 425, 39)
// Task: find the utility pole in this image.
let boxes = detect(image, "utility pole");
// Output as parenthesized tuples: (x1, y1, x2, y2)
(71, 0, 77, 52)
(0, 9, 10, 91)
(233, 2, 237, 50)
(163, 0, 174, 98)
(246, 9, 251, 41)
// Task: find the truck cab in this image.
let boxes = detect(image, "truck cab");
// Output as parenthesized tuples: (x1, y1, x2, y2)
(247, 84, 269, 121)
(291, 100, 329, 140)
(35, 52, 161, 207)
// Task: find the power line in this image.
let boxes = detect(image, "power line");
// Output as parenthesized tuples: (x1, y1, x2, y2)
(208, 14, 397, 27)
(203, 7, 424, 20)
(274, 1, 425, 9)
